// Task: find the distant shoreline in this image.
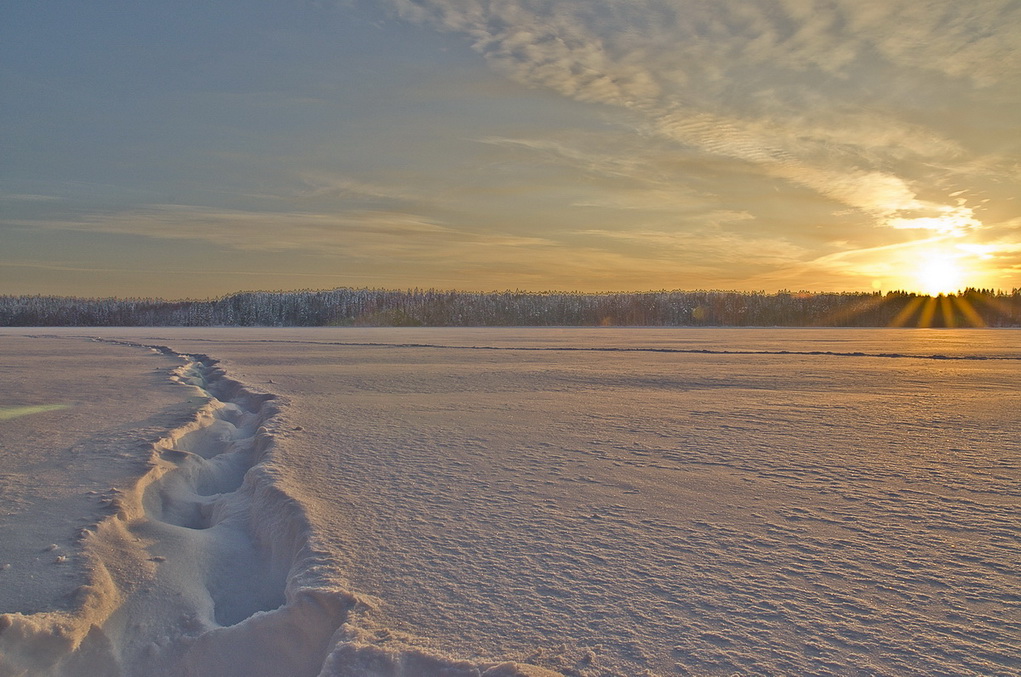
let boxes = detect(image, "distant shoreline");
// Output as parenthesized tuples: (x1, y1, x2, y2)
(2, 287, 1019, 328)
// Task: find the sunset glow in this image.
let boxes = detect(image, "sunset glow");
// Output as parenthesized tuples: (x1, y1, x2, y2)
(914, 253, 967, 296)
(2, 1, 1019, 297)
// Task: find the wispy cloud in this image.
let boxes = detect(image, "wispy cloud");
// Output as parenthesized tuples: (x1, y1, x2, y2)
(476, 133, 714, 213)
(389, 0, 1016, 236)
(477, 136, 652, 182)
(579, 225, 807, 268)
(14, 205, 456, 255)
(0, 193, 63, 202)
(14, 203, 583, 266)
(294, 172, 430, 204)
(12, 203, 792, 291)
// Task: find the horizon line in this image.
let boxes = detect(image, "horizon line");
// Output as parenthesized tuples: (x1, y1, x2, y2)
(3, 286, 1020, 304)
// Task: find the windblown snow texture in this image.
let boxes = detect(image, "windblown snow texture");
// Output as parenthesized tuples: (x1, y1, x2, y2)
(1, 328, 1018, 676)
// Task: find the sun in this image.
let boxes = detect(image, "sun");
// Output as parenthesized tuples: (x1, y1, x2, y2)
(914, 252, 965, 296)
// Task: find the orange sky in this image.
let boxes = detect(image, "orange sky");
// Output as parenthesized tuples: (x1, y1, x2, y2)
(2, 1, 1019, 298)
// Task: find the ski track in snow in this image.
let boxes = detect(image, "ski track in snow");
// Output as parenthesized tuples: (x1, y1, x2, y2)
(0, 338, 347, 676)
(0, 337, 556, 677)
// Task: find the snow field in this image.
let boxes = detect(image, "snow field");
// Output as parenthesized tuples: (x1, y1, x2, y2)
(1, 328, 1019, 676)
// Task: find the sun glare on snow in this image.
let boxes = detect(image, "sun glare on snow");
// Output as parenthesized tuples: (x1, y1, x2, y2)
(0, 404, 69, 421)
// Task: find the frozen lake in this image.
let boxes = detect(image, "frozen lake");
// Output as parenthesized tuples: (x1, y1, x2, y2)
(1, 328, 1019, 676)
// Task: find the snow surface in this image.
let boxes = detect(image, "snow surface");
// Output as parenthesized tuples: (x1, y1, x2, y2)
(1, 327, 1019, 676)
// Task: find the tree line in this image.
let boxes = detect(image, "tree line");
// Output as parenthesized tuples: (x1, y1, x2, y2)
(1, 288, 1019, 328)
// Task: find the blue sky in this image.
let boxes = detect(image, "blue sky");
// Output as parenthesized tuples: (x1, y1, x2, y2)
(2, 0, 1019, 297)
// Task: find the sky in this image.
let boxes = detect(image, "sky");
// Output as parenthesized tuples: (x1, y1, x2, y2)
(2, 0, 1020, 298)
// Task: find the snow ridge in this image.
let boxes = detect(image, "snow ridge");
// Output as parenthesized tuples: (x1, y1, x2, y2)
(155, 337, 1021, 361)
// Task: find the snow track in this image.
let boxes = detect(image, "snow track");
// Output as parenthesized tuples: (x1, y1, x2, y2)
(0, 341, 353, 677)
(0, 337, 558, 677)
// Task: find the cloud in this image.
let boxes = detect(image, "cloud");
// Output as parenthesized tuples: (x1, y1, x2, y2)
(579, 225, 807, 268)
(778, 230, 1021, 292)
(0, 193, 63, 202)
(478, 136, 651, 182)
(390, 0, 1021, 97)
(958, 242, 1021, 257)
(388, 0, 1016, 234)
(841, 1, 1021, 86)
(652, 109, 986, 234)
(294, 172, 430, 204)
(15, 205, 458, 256)
(11, 203, 799, 292)
(14, 203, 583, 267)
(0, 259, 359, 280)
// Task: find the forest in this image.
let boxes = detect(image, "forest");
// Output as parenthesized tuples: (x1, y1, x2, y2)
(2, 288, 1019, 328)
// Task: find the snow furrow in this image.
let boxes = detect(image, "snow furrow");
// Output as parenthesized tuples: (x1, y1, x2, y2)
(0, 338, 560, 677)
(0, 341, 354, 677)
